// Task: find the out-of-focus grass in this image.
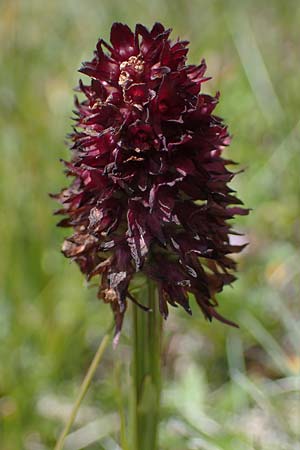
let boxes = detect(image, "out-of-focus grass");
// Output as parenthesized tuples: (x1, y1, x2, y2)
(0, 1, 300, 449)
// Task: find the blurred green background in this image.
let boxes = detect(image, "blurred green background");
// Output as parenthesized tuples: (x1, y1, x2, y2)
(1, 0, 300, 449)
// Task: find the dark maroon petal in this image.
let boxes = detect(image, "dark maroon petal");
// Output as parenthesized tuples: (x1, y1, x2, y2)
(80, 41, 120, 83)
(135, 23, 171, 61)
(154, 74, 186, 120)
(124, 83, 154, 105)
(127, 205, 149, 270)
(161, 40, 189, 70)
(150, 22, 166, 37)
(146, 214, 166, 245)
(110, 23, 136, 60)
(135, 24, 154, 54)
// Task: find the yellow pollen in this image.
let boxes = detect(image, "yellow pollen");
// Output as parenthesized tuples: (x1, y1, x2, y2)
(120, 55, 144, 73)
(118, 71, 130, 87)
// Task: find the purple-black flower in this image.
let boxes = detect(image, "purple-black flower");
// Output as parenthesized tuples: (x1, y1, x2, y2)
(53, 23, 248, 341)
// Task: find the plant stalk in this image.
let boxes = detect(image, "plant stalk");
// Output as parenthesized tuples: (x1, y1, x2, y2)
(54, 329, 111, 450)
(132, 281, 162, 450)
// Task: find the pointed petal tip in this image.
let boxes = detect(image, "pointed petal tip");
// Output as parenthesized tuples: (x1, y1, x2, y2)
(113, 331, 120, 348)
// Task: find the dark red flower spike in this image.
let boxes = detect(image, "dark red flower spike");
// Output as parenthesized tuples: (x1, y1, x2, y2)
(53, 23, 248, 343)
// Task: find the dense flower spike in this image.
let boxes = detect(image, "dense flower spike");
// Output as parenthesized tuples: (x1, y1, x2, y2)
(53, 23, 248, 342)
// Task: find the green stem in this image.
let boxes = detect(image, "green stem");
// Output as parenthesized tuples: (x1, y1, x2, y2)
(114, 361, 130, 450)
(132, 281, 162, 450)
(54, 329, 112, 450)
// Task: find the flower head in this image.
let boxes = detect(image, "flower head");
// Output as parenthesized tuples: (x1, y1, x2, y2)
(53, 23, 248, 342)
